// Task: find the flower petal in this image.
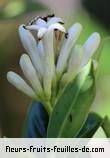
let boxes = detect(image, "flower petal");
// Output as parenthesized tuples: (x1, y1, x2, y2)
(20, 54, 43, 96)
(26, 25, 40, 31)
(19, 25, 43, 76)
(42, 29, 55, 99)
(37, 28, 47, 39)
(81, 32, 101, 66)
(36, 18, 47, 27)
(48, 23, 66, 33)
(56, 23, 82, 78)
(7, 71, 36, 99)
(47, 17, 64, 26)
(27, 18, 47, 31)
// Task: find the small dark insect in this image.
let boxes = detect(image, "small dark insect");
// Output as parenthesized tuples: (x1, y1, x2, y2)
(59, 21, 65, 25)
(23, 25, 26, 29)
(69, 114, 73, 122)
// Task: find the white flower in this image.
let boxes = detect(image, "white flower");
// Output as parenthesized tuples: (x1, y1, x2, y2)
(26, 14, 66, 39)
(7, 15, 101, 114)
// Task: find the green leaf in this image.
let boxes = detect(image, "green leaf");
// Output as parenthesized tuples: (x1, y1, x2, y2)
(77, 112, 102, 138)
(22, 101, 49, 138)
(101, 116, 110, 138)
(0, 0, 47, 20)
(47, 61, 96, 137)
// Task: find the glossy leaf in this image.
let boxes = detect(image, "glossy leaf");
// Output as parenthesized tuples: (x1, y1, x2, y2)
(47, 61, 95, 137)
(77, 112, 102, 138)
(22, 101, 49, 138)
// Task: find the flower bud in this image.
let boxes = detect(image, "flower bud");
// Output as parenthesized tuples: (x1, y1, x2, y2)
(81, 32, 101, 66)
(56, 23, 82, 78)
(42, 29, 55, 100)
(7, 71, 36, 99)
(19, 25, 43, 76)
(61, 45, 84, 85)
(20, 54, 43, 97)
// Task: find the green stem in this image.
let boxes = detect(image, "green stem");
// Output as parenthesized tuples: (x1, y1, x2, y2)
(43, 101, 53, 116)
(36, 94, 53, 115)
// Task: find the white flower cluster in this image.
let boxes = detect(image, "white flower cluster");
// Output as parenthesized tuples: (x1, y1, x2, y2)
(7, 15, 101, 113)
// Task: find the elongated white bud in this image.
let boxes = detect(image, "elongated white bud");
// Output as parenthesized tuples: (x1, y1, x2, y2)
(20, 54, 43, 97)
(19, 25, 37, 53)
(7, 71, 36, 99)
(81, 32, 101, 66)
(19, 25, 43, 76)
(56, 23, 82, 78)
(42, 29, 55, 100)
(68, 45, 84, 74)
(62, 45, 84, 84)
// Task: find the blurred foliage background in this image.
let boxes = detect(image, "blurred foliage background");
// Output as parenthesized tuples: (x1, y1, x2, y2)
(0, 0, 110, 137)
